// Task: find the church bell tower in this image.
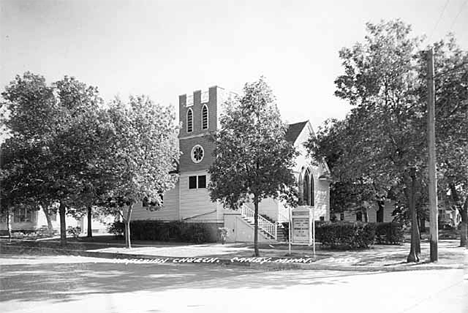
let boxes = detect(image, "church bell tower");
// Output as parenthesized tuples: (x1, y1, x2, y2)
(178, 86, 221, 174)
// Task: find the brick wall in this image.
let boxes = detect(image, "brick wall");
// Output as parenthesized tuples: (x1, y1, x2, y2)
(179, 136, 216, 172)
(179, 86, 219, 138)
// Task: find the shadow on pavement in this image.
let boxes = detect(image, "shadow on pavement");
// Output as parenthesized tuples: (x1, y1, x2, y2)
(0, 254, 364, 304)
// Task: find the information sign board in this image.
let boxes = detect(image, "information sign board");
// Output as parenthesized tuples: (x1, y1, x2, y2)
(291, 207, 311, 244)
(292, 217, 309, 243)
(289, 206, 316, 257)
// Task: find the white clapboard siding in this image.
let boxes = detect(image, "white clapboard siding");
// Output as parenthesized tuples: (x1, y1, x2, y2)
(179, 172, 221, 222)
(368, 201, 396, 223)
(131, 181, 180, 221)
(314, 179, 330, 220)
(336, 200, 396, 223)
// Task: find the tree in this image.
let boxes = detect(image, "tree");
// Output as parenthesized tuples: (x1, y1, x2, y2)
(1, 73, 59, 238)
(1, 73, 107, 245)
(208, 78, 297, 256)
(430, 36, 468, 247)
(308, 118, 389, 222)
(59, 106, 118, 238)
(309, 20, 467, 260)
(104, 96, 179, 248)
(0, 139, 27, 239)
(309, 20, 428, 262)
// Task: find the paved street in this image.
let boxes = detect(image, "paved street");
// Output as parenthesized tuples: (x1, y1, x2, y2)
(1, 254, 466, 313)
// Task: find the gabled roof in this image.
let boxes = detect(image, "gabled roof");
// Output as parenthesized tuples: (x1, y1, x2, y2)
(285, 121, 308, 143)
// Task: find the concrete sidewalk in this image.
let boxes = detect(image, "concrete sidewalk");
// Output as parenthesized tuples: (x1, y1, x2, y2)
(3, 238, 465, 271)
(82, 239, 467, 271)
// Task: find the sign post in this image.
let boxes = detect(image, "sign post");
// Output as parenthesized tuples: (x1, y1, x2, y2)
(289, 206, 316, 258)
(312, 206, 315, 258)
(288, 207, 292, 255)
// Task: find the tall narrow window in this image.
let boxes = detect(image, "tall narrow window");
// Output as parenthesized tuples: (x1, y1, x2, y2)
(202, 105, 208, 130)
(310, 173, 314, 206)
(303, 169, 310, 205)
(187, 109, 193, 133)
(302, 168, 315, 206)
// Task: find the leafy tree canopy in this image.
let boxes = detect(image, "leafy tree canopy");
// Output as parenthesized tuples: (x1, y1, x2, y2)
(208, 77, 297, 256)
(1, 73, 111, 243)
(208, 77, 297, 209)
(307, 20, 467, 260)
(102, 95, 180, 248)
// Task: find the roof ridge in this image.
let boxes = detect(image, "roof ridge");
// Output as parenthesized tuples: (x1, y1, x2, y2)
(285, 120, 309, 143)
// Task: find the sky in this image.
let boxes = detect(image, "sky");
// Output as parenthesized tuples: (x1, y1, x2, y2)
(1, 0, 467, 130)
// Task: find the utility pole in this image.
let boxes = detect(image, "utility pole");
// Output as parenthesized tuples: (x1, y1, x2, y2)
(427, 48, 438, 262)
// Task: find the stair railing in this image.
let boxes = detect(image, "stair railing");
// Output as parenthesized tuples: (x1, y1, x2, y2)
(240, 205, 277, 239)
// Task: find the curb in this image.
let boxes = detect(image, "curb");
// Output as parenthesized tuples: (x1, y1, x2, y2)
(1, 244, 464, 272)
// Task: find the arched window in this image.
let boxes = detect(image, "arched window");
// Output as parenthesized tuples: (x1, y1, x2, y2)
(303, 169, 310, 206)
(187, 108, 193, 133)
(310, 173, 314, 206)
(298, 167, 304, 203)
(202, 105, 208, 130)
(302, 168, 315, 206)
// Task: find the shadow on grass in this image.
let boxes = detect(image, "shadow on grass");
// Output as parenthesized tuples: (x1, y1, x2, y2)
(0, 236, 199, 253)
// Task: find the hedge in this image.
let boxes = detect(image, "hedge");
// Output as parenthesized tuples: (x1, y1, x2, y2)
(282, 221, 403, 248)
(316, 222, 376, 249)
(374, 222, 404, 245)
(108, 220, 220, 244)
(281, 221, 375, 249)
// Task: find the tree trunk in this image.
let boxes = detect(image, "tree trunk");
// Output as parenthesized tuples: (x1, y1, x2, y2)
(87, 206, 93, 238)
(42, 205, 54, 233)
(6, 206, 12, 241)
(461, 222, 467, 248)
(376, 201, 384, 223)
(124, 204, 133, 249)
(460, 198, 467, 248)
(416, 222, 421, 255)
(253, 195, 260, 257)
(419, 217, 426, 233)
(408, 200, 420, 262)
(59, 201, 67, 246)
(406, 169, 420, 263)
(450, 184, 467, 248)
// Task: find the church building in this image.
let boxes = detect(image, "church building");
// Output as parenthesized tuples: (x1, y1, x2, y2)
(131, 86, 331, 242)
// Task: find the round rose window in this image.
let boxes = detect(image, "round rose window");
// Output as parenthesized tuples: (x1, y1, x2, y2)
(191, 145, 204, 163)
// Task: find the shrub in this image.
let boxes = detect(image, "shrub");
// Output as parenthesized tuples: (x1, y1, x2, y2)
(316, 222, 375, 249)
(107, 220, 219, 243)
(218, 227, 229, 244)
(180, 223, 212, 243)
(281, 222, 289, 241)
(67, 226, 82, 238)
(107, 221, 124, 238)
(374, 222, 404, 245)
(36, 226, 54, 238)
(12, 232, 25, 239)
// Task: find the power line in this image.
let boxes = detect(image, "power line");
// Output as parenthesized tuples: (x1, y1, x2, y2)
(428, 0, 450, 43)
(449, 0, 468, 30)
